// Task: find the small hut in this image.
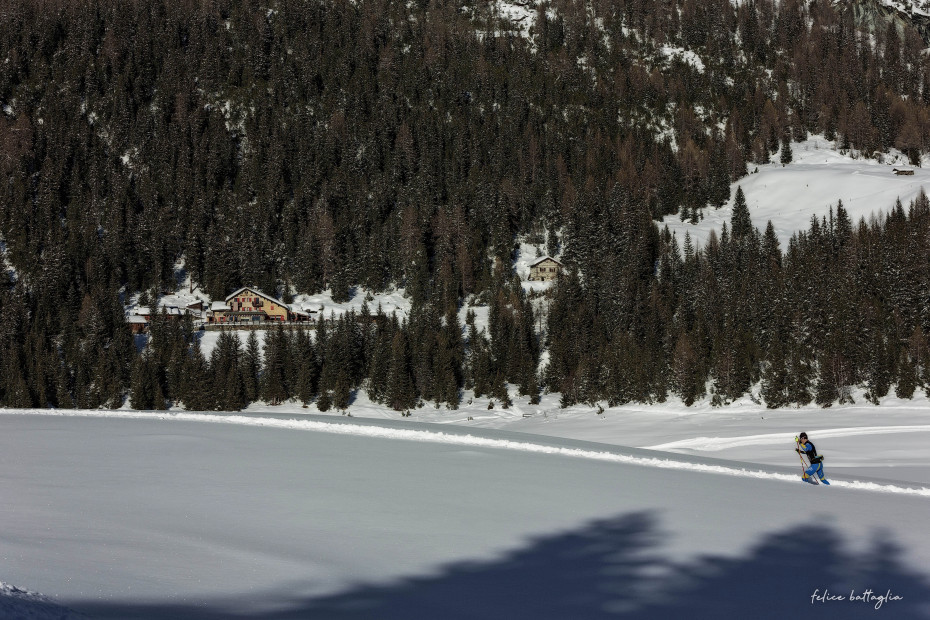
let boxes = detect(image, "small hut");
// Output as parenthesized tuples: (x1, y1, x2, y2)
(529, 256, 563, 282)
(127, 315, 148, 334)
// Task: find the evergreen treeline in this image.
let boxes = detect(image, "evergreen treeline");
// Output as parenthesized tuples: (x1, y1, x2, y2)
(547, 189, 930, 408)
(0, 0, 929, 408)
(117, 193, 930, 412)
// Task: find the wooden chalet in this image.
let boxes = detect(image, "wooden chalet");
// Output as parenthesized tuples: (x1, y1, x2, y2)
(208, 287, 308, 324)
(528, 256, 563, 282)
(893, 168, 915, 175)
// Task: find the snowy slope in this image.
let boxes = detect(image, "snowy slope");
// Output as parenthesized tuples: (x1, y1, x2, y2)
(663, 137, 930, 250)
(1, 411, 929, 618)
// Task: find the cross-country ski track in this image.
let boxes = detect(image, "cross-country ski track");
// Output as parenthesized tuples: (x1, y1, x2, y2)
(3, 409, 929, 498)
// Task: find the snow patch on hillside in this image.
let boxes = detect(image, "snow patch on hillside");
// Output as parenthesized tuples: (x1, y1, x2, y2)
(290, 287, 411, 321)
(659, 45, 705, 72)
(663, 136, 930, 249)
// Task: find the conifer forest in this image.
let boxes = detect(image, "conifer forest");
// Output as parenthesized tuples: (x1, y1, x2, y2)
(1, 0, 929, 411)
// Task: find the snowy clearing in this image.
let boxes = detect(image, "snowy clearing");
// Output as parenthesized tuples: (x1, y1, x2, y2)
(663, 136, 930, 250)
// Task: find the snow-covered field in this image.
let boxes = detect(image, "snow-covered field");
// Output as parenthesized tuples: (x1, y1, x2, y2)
(2, 402, 929, 619)
(663, 137, 930, 250)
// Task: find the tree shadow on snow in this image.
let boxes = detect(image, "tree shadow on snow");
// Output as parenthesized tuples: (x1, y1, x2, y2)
(58, 511, 930, 619)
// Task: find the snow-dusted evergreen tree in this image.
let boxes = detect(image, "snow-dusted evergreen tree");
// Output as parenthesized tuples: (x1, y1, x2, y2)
(261, 325, 290, 406)
(181, 339, 213, 411)
(293, 328, 319, 406)
(779, 134, 793, 165)
(242, 331, 262, 403)
(386, 326, 416, 412)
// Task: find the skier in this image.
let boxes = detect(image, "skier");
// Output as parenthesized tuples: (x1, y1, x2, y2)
(796, 432, 830, 485)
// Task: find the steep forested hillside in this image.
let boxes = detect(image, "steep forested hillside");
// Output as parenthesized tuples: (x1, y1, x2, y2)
(0, 0, 928, 410)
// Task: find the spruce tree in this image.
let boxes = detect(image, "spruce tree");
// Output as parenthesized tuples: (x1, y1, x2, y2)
(386, 328, 416, 411)
(779, 134, 793, 165)
(731, 186, 752, 240)
(895, 349, 917, 399)
(182, 339, 213, 411)
(242, 331, 262, 403)
(262, 325, 290, 405)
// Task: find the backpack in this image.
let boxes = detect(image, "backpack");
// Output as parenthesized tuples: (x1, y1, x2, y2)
(807, 441, 824, 465)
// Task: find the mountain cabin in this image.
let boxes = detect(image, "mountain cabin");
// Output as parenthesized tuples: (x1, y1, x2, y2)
(529, 256, 563, 282)
(209, 287, 307, 324)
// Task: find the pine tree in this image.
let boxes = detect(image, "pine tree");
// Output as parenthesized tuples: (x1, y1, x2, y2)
(895, 349, 917, 399)
(386, 328, 416, 411)
(779, 133, 793, 165)
(731, 186, 752, 240)
(242, 331, 262, 403)
(293, 328, 320, 405)
(262, 325, 290, 405)
(129, 351, 158, 410)
(182, 339, 213, 411)
(760, 338, 789, 408)
(366, 320, 393, 403)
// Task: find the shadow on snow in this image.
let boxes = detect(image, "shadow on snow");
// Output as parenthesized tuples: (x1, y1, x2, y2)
(11, 511, 930, 620)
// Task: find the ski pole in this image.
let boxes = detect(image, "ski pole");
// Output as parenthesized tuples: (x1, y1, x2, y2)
(795, 436, 806, 476)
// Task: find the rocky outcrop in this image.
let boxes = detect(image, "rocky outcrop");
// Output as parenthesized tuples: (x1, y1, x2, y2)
(839, 0, 930, 45)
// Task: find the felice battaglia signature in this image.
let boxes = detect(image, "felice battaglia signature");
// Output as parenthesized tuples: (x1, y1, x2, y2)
(811, 588, 903, 609)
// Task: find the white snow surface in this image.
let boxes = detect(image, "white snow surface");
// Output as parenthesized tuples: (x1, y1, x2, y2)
(2, 400, 930, 619)
(663, 137, 930, 250)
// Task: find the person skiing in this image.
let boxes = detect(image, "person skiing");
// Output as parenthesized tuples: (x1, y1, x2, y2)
(796, 432, 830, 485)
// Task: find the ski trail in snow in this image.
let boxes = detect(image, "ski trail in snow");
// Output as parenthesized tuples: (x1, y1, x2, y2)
(642, 426, 930, 452)
(4, 409, 930, 498)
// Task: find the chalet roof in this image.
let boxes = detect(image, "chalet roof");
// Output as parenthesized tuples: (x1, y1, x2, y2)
(127, 315, 148, 324)
(529, 256, 563, 267)
(211, 301, 230, 311)
(132, 307, 151, 316)
(225, 286, 289, 307)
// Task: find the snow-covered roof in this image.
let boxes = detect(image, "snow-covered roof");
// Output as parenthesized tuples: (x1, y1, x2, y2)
(530, 256, 563, 267)
(211, 301, 229, 311)
(127, 315, 148, 324)
(225, 286, 288, 307)
(132, 307, 151, 316)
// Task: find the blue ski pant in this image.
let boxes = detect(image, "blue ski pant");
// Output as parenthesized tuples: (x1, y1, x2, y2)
(804, 462, 825, 479)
